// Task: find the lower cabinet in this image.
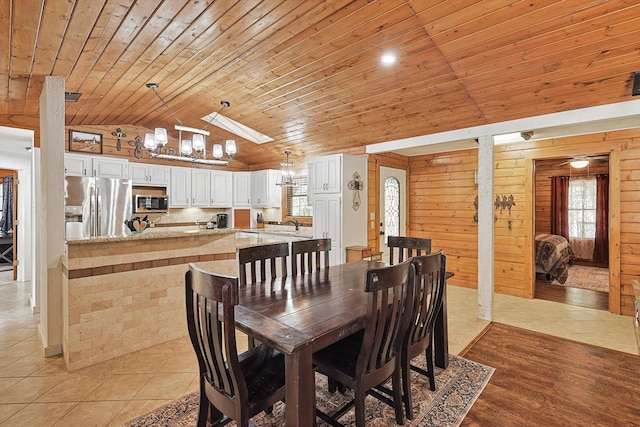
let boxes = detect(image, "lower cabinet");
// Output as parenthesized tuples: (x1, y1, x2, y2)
(312, 194, 342, 266)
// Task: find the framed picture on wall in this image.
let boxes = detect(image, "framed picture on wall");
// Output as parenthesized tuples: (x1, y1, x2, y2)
(69, 130, 103, 154)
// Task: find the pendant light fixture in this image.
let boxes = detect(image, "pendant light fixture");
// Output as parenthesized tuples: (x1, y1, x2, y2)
(144, 83, 236, 166)
(276, 150, 297, 187)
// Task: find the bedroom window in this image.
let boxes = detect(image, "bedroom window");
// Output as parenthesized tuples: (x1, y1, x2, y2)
(568, 177, 596, 239)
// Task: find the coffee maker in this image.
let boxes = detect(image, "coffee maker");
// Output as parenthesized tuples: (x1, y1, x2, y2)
(216, 213, 228, 229)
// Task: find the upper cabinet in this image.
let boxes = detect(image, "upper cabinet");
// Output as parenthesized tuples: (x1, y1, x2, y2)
(190, 169, 211, 207)
(64, 154, 128, 179)
(210, 170, 232, 207)
(251, 169, 282, 208)
(169, 166, 192, 207)
(309, 154, 341, 194)
(130, 163, 170, 186)
(233, 172, 251, 208)
(170, 168, 233, 208)
(64, 154, 92, 177)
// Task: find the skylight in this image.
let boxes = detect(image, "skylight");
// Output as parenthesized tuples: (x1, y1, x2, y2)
(201, 112, 273, 145)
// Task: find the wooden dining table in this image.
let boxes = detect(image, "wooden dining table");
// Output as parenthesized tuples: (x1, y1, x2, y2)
(232, 260, 450, 427)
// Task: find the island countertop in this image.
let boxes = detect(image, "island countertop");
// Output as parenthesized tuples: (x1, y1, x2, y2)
(65, 226, 313, 245)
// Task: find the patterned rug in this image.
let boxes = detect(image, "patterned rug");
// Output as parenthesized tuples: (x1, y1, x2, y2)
(552, 264, 609, 292)
(124, 354, 493, 427)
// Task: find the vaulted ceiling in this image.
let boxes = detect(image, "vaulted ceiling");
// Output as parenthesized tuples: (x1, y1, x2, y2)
(2, 0, 639, 166)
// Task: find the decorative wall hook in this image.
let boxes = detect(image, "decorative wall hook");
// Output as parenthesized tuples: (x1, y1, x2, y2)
(495, 194, 516, 214)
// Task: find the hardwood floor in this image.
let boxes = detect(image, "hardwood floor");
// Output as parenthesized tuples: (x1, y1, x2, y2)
(535, 279, 608, 311)
(460, 323, 640, 427)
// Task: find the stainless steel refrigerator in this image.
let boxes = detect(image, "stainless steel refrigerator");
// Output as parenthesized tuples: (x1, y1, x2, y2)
(64, 176, 132, 239)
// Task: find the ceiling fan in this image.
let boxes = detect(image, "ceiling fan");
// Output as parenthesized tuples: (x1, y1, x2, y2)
(556, 155, 609, 167)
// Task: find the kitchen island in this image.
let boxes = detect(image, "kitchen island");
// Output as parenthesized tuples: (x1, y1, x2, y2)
(62, 227, 307, 371)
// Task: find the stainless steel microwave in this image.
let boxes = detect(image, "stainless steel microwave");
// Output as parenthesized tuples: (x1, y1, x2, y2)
(133, 195, 169, 214)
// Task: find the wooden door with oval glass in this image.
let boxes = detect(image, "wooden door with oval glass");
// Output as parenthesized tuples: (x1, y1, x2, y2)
(378, 166, 407, 263)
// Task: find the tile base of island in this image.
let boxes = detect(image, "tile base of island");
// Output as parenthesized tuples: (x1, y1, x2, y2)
(63, 229, 241, 371)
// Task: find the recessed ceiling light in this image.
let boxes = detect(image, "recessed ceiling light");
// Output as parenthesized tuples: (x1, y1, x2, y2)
(381, 52, 396, 66)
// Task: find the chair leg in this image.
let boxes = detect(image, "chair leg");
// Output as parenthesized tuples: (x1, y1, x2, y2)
(197, 390, 211, 427)
(402, 353, 413, 419)
(354, 388, 367, 427)
(392, 368, 405, 425)
(328, 377, 338, 393)
(248, 336, 256, 349)
(425, 343, 435, 391)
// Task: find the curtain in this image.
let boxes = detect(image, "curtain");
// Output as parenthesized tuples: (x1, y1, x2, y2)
(593, 173, 609, 263)
(550, 176, 569, 239)
(1, 177, 13, 235)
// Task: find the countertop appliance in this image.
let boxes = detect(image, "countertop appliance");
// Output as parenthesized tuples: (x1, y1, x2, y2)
(133, 194, 169, 214)
(64, 176, 132, 239)
(217, 213, 228, 229)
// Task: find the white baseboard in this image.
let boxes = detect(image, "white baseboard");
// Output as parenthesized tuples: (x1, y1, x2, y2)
(44, 343, 62, 358)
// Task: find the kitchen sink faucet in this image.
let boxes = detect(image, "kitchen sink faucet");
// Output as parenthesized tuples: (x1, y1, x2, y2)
(282, 219, 299, 231)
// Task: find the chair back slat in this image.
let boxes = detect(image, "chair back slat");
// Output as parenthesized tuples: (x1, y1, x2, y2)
(358, 260, 415, 378)
(238, 242, 289, 285)
(408, 252, 446, 352)
(186, 264, 246, 403)
(291, 238, 331, 275)
(387, 236, 431, 265)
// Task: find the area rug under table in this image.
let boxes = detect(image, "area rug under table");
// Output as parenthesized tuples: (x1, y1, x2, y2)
(125, 354, 494, 427)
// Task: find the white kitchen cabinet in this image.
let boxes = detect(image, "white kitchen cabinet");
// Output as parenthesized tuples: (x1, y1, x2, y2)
(210, 170, 232, 207)
(251, 169, 282, 208)
(191, 169, 211, 207)
(130, 163, 170, 186)
(233, 172, 251, 207)
(309, 154, 341, 194)
(64, 153, 92, 176)
(313, 194, 342, 266)
(311, 154, 367, 266)
(169, 167, 192, 207)
(92, 157, 129, 179)
(64, 154, 129, 179)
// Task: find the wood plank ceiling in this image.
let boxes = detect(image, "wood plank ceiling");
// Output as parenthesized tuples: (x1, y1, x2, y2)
(1, 0, 639, 166)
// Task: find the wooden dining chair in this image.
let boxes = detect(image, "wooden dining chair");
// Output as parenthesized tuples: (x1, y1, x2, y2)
(185, 263, 286, 427)
(238, 242, 289, 284)
(402, 252, 446, 419)
(238, 242, 289, 348)
(291, 238, 331, 275)
(313, 260, 416, 427)
(387, 236, 432, 265)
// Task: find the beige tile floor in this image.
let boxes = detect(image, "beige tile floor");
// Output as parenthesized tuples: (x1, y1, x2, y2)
(0, 271, 637, 426)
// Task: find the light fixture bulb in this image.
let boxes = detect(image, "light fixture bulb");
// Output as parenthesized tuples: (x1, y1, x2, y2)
(181, 139, 192, 156)
(144, 133, 156, 151)
(154, 128, 168, 146)
(570, 159, 589, 169)
(225, 139, 236, 158)
(192, 134, 205, 152)
(381, 52, 396, 65)
(212, 144, 223, 159)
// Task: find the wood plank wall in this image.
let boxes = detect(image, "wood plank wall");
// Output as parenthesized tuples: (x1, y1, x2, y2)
(402, 129, 640, 316)
(534, 158, 610, 235)
(407, 149, 479, 289)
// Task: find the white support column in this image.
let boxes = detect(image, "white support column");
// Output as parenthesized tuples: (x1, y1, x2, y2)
(477, 135, 494, 320)
(38, 76, 65, 356)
